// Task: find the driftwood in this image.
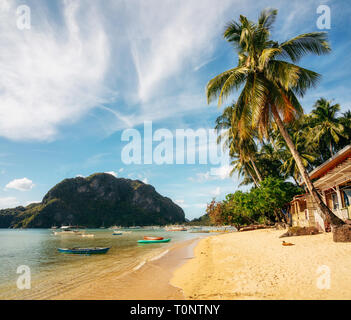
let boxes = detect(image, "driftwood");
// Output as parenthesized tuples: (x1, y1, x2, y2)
(238, 224, 274, 232)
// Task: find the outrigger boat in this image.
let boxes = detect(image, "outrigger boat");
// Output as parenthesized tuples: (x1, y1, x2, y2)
(165, 226, 187, 231)
(138, 238, 171, 244)
(144, 236, 164, 240)
(53, 226, 84, 236)
(57, 247, 110, 254)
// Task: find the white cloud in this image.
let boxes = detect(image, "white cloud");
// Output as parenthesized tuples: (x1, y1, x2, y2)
(142, 178, 148, 184)
(211, 187, 221, 197)
(5, 178, 35, 191)
(119, 168, 124, 173)
(105, 171, 118, 178)
(0, 197, 19, 209)
(189, 164, 232, 182)
(75, 174, 85, 178)
(193, 203, 207, 209)
(212, 164, 232, 180)
(0, 0, 113, 141)
(128, 0, 232, 102)
(25, 200, 41, 206)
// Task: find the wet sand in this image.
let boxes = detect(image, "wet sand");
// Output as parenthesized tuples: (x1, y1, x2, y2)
(171, 229, 351, 300)
(53, 238, 199, 300)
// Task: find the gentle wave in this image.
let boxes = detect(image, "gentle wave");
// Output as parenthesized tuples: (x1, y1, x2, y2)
(149, 249, 170, 262)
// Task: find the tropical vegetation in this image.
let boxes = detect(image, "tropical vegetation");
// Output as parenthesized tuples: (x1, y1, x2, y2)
(206, 9, 350, 226)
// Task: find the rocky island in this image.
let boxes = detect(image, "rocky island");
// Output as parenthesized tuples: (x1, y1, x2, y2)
(0, 173, 185, 228)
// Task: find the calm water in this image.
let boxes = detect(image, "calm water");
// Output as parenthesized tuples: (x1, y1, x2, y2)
(0, 228, 204, 299)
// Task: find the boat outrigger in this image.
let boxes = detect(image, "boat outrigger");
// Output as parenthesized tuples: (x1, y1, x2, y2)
(57, 247, 110, 254)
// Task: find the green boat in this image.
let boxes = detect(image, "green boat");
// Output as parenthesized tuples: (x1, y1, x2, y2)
(137, 238, 171, 244)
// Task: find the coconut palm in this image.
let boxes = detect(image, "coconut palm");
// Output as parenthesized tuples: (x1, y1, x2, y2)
(206, 9, 344, 226)
(279, 133, 316, 185)
(338, 110, 351, 150)
(215, 103, 263, 182)
(309, 98, 345, 156)
(230, 154, 259, 187)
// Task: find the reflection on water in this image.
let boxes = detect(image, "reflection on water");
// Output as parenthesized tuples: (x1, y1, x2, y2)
(0, 229, 202, 299)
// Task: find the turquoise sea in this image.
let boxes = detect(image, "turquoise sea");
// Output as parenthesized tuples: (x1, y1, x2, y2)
(0, 228, 205, 299)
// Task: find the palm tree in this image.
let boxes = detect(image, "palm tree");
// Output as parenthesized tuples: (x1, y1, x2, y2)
(279, 133, 316, 185)
(255, 143, 285, 180)
(216, 103, 263, 182)
(230, 154, 259, 187)
(338, 110, 351, 150)
(309, 98, 345, 156)
(206, 9, 344, 226)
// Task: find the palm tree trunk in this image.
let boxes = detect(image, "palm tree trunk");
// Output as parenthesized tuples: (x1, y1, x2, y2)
(271, 106, 344, 227)
(244, 167, 258, 187)
(249, 157, 263, 182)
(250, 172, 259, 187)
(292, 175, 299, 186)
(329, 141, 334, 156)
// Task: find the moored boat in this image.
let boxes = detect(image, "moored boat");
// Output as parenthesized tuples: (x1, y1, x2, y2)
(165, 225, 187, 231)
(57, 247, 110, 254)
(81, 234, 95, 238)
(53, 226, 84, 236)
(143, 236, 164, 240)
(138, 238, 171, 244)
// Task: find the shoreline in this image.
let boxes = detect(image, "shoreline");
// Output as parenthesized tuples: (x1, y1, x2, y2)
(50, 236, 203, 300)
(171, 229, 351, 300)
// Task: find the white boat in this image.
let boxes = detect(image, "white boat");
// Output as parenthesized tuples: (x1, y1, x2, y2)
(53, 226, 84, 236)
(81, 234, 95, 238)
(165, 225, 187, 231)
(113, 230, 131, 235)
(109, 225, 121, 230)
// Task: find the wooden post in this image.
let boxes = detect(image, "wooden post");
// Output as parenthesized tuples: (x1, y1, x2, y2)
(336, 186, 343, 210)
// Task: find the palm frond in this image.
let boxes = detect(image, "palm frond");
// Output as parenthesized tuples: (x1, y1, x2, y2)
(279, 32, 331, 62)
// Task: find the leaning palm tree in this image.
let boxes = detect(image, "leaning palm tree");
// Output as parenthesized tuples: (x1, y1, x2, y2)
(309, 98, 345, 156)
(206, 9, 344, 226)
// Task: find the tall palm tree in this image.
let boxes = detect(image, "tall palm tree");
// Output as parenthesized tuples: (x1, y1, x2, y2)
(309, 98, 345, 156)
(216, 103, 263, 182)
(206, 9, 344, 226)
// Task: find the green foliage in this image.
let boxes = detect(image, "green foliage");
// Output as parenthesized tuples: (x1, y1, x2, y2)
(187, 214, 212, 226)
(207, 177, 302, 227)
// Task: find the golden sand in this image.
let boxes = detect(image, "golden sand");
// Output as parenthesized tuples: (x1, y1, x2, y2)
(171, 229, 351, 300)
(51, 239, 199, 300)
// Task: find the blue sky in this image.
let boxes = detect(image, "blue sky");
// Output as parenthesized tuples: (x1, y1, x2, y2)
(0, 0, 350, 220)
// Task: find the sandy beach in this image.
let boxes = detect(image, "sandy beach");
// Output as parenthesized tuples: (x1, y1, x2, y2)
(171, 229, 351, 300)
(50, 238, 200, 300)
(9, 229, 351, 300)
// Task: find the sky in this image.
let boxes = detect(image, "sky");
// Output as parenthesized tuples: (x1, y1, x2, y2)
(0, 0, 350, 220)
